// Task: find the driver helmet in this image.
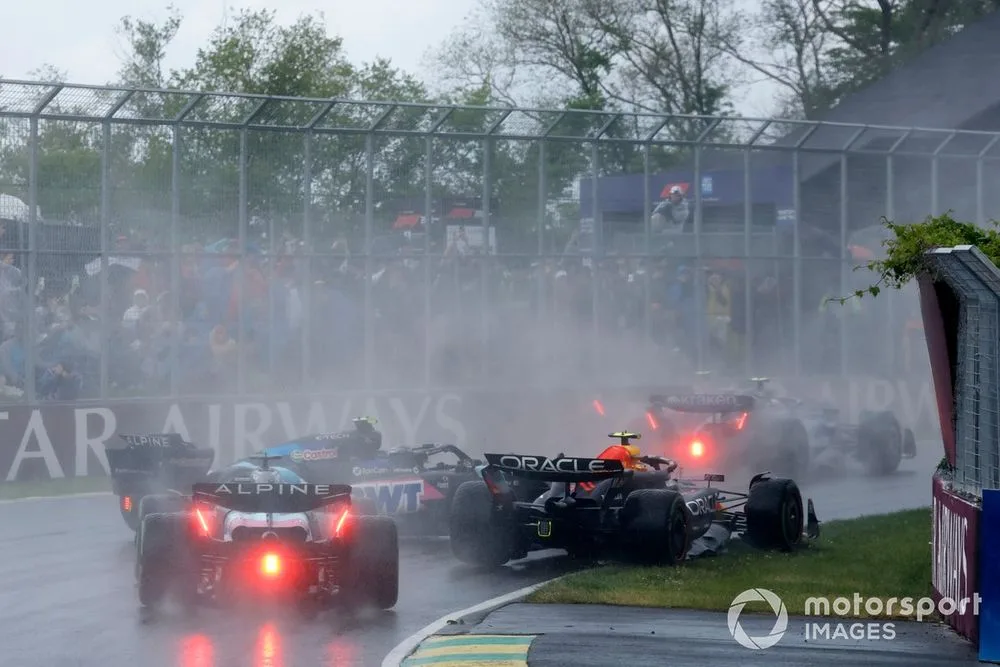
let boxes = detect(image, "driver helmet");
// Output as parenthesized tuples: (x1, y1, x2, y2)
(251, 468, 282, 484)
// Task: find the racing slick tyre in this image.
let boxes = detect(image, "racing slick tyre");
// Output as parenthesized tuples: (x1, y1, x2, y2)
(449, 481, 516, 568)
(620, 489, 690, 566)
(136, 512, 197, 610)
(343, 515, 399, 610)
(858, 410, 903, 476)
(745, 478, 804, 551)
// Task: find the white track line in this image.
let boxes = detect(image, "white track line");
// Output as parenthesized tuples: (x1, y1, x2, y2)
(0, 491, 112, 505)
(381, 575, 564, 667)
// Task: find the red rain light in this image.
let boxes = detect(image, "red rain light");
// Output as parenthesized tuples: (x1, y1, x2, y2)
(260, 553, 282, 577)
(690, 440, 705, 457)
(593, 399, 605, 416)
(646, 411, 658, 430)
(121, 496, 132, 512)
(734, 412, 748, 430)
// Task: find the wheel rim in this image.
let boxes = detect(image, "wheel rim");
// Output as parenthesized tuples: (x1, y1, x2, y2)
(669, 512, 687, 558)
(782, 496, 802, 544)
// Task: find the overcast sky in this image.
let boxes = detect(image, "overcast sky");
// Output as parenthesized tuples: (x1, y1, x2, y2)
(2, 0, 778, 116)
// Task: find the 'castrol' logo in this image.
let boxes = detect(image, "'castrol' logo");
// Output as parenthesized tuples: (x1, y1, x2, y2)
(290, 448, 339, 463)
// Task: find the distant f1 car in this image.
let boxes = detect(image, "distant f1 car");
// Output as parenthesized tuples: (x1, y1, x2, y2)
(104, 434, 216, 531)
(132, 454, 398, 615)
(448, 431, 820, 568)
(256, 417, 548, 534)
(640, 378, 916, 477)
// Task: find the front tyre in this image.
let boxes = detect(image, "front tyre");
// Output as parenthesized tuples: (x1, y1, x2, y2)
(744, 478, 804, 551)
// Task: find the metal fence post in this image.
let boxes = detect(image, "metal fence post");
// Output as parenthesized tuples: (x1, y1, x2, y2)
(693, 144, 705, 372)
(643, 144, 653, 346)
(481, 137, 493, 381)
(24, 116, 39, 402)
(301, 131, 313, 389)
(590, 141, 601, 377)
(839, 154, 849, 377)
(364, 133, 375, 390)
(98, 121, 112, 399)
(170, 126, 182, 397)
(743, 149, 753, 376)
(424, 136, 433, 388)
(791, 148, 802, 377)
(237, 128, 249, 394)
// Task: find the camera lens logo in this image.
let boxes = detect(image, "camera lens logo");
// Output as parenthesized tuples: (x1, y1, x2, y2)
(728, 588, 788, 649)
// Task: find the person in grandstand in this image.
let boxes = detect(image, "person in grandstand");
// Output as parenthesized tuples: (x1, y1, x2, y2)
(651, 186, 691, 233)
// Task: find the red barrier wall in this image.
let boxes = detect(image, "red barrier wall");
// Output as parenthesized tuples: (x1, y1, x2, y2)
(932, 474, 980, 642)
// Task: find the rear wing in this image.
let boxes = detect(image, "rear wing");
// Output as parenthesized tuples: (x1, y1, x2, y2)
(483, 454, 624, 482)
(192, 483, 352, 514)
(651, 394, 755, 413)
(105, 433, 214, 480)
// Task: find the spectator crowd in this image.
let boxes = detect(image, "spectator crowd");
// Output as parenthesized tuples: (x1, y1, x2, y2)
(0, 224, 904, 403)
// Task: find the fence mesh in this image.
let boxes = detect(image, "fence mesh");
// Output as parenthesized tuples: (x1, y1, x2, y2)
(1, 80, 999, 404)
(927, 247, 1000, 497)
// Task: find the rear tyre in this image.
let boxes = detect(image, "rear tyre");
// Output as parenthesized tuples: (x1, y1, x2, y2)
(136, 512, 195, 609)
(620, 489, 689, 565)
(745, 478, 803, 551)
(343, 516, 399, 609)
(449, 481, 515, 568)
(137, 494, 188, 529)
(120, 498, 142, 532)
(859, 411, 902, 476)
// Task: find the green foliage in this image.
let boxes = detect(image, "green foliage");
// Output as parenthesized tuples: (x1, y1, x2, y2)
(846, 213, 1000, 301)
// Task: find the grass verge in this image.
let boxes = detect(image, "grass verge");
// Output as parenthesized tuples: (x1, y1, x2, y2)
(0, 476, 111, 500)
(527, 508, 932, 618)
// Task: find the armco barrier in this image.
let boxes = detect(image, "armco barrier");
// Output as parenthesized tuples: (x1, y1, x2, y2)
(0, 375, 937, 482)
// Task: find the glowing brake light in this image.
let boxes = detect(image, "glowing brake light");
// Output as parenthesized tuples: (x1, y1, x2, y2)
(690, 440, 705, 457)
(194, 508, 211, 536)
(333, 509, 350, 537)
(260, 553, 282, 577)
(646, 411, 658, 430)
(121, 496, 132, 512)
(593, 399, 605, 416)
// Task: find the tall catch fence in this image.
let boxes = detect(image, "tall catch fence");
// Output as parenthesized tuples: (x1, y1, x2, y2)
(1, 80, 999, 403)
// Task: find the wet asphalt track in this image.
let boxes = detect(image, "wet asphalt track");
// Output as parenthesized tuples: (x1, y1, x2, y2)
(0, 441, 938, 667)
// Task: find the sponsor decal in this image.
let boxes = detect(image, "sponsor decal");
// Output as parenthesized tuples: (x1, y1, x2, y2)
(121, 434, 178, 447)
(352, 479, 443, 514)
(210, 483, 336, 496)
(664, 394, 750, 410)
(686, 494, 718, 517)
(290, 448, 339, 463)
(487, 454, 620, 474)
(351, 464, 422, 477)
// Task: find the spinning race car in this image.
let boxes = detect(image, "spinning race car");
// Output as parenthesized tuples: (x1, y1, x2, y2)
(448, 431, 820, 568)
(133, 453, 398, 616)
